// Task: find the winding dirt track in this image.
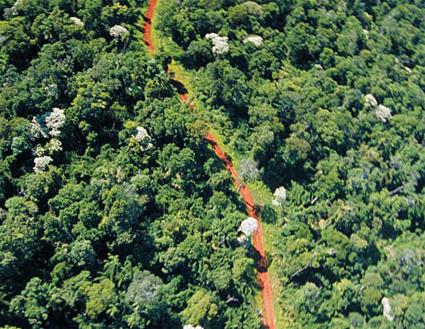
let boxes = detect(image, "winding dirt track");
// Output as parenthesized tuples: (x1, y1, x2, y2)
(144, 2, 276, 328)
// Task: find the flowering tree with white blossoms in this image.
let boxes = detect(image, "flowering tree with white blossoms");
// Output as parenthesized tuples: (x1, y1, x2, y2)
(239, 217, 258, 237)
(134, 126, 153, 151)
(375, 104, 392, 123)
(363, 94, 392, 123)
(109, 25, 129, 40)
(364, 94, 378, 108)
(205, 33, 229, 55)
(45, 107, 66, 137)
(33, 156, 53, 173)
(70, 17, 84, 27)
(381, 297, 394, 322)
(31, 108, 66, 173)
(237, 217, 258, 245)
(243, 35, 263, 47)
(272, 186, 287, 206)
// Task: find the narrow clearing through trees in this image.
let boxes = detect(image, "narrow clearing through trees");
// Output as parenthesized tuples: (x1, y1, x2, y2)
(144, 1, 276, 328)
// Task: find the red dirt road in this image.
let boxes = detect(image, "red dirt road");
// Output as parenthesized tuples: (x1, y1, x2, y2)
(143, 0, 157, 53)
(205, 132, 276, 328)
(144, 1, 276, 328)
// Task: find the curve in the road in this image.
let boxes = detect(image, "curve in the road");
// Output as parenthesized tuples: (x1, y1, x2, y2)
(144, 1, 276, 328)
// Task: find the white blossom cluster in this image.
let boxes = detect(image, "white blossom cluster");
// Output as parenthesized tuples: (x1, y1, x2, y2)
(33, 156, 53, 173)
(46, 107, 66, 137)
(375, 104, 392, 123)
(243, 35, 263, 47)
(364, 94, 378, 108)
(134, 127, 153, 151)
(363, 94, 392, 123)
(183, 325, 204, 329)
(30, 108, 65, 140)
(205, 33, 229, 55)
(239, 217, 258, 237)
(70, 17, 84, 27)
(272, 186, 287, 206)
(30, 108, 66, 173)
(109, 25, 129, 39)
(382, 297, 394, 321)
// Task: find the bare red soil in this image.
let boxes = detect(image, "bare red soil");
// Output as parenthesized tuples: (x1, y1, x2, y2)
(143, 0, 157, 53)
(144, 1, 276, 328)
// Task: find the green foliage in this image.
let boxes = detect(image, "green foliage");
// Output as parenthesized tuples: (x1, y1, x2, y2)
(181, 289, 218, 327)
(0, 0, 259, 327)
(156, 0, 425, 327)
(85, 278, 115, 319)
(3, 0, 425, 327)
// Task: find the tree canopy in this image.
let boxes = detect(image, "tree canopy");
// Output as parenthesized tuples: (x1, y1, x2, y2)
(0, 0, 260, 327)
(2, 0, 425, 327)
(155, 0, 425, 327)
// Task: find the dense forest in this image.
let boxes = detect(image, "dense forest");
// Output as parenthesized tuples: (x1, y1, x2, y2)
(0, 0, 262, 328)
(154, 0, 425, 328)
(1, 0, 425, 328)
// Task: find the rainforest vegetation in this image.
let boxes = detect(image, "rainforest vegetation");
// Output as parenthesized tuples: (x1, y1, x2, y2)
(1, 0, 425, 328)
(156, 0, 425, 328)
(0, 0, 261, 328)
